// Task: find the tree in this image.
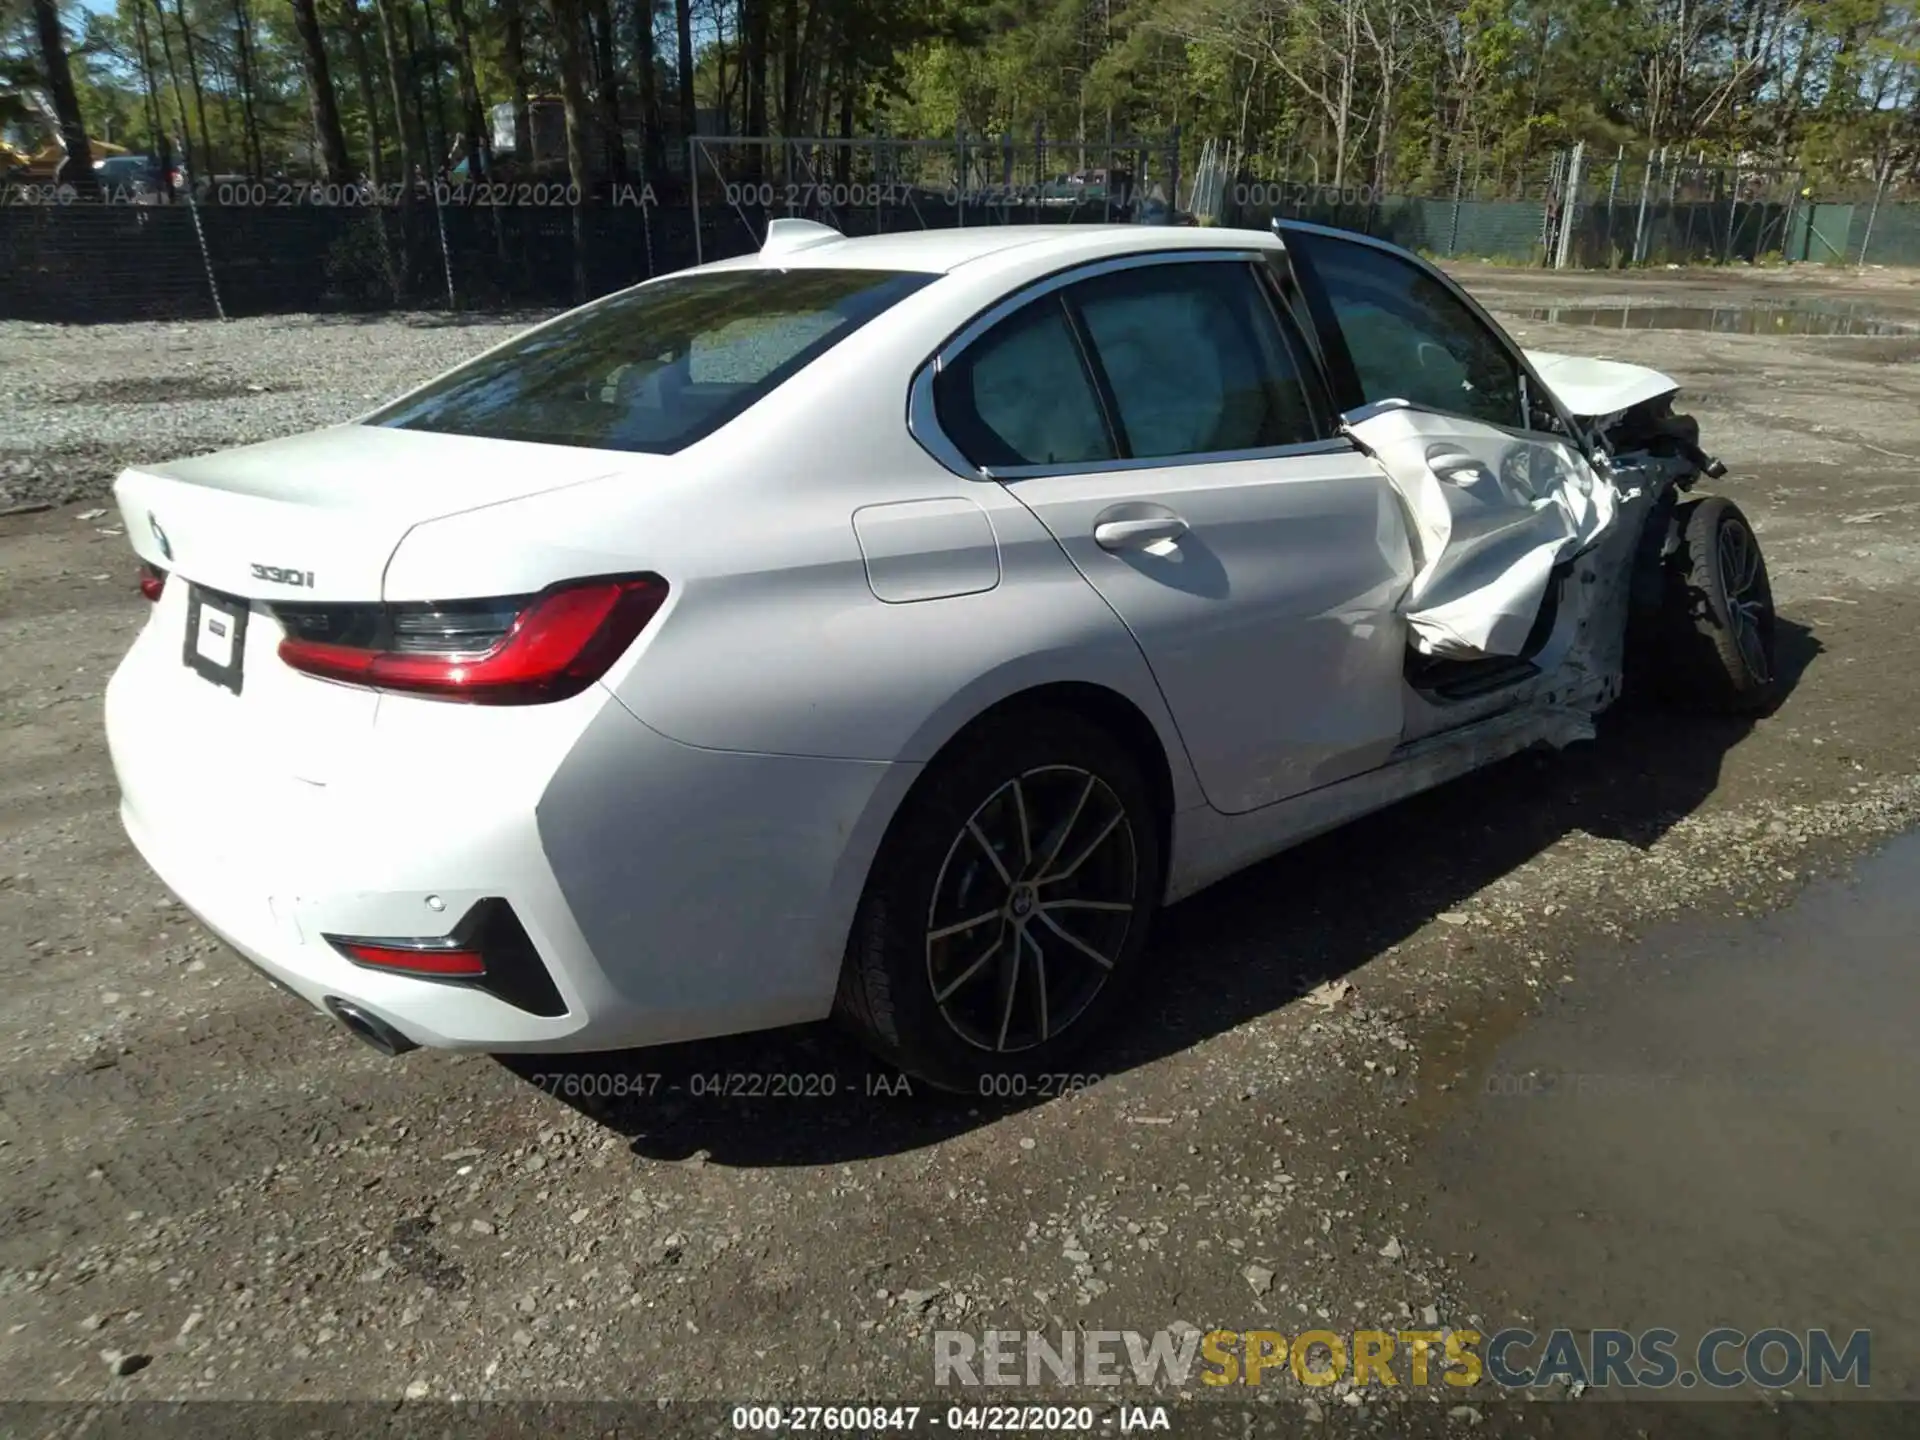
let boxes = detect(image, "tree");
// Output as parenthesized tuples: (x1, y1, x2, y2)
(633, 0, 667, 177)
(674, 0, 694, 148)
(8, 0, 1913, 253)
(744, 0, 767, 153)
(143, 0, 197, 179)
(444, 0, 489, 175)
(544, 0, 596, 298)
(373, 0, 428, 184)
(342, 0, 390, 182)
(168, 0, 214, 172)
(1155, 0, 1368, 185)
(227, 0, 265, 176)
(289, 0, 352, 182)
(29, 0, 96, 190)
(409, 0, 448, 170)
(128, 0, 177, 193)
(588, 0, 628, 180)
(500, 0, 534, 162)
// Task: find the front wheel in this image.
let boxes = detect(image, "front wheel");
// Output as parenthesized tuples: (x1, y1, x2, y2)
(835, 710, 1162, 1092)
(1650, 495, 1778, 714)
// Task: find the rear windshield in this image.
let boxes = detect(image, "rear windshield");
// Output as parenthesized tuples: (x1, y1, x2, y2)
(366, 267, 934, 454)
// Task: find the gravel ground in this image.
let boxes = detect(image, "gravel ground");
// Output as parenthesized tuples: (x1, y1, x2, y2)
(0, 312, 544, 511)
(2, 266, 1919, 1428)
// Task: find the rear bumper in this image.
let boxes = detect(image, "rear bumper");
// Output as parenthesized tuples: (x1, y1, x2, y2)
(106, 607, 913, 1053)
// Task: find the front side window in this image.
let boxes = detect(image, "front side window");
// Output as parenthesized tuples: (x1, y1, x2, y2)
(369, 267, 933, 454)
(1295, 236, 1525, 429)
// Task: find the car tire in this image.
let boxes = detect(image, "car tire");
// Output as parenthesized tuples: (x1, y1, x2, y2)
(835, 709, 1162, 1093)
(1651, 496, 1778, 714)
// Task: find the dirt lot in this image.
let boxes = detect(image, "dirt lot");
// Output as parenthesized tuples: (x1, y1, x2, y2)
(3, 265, 1919, 1425)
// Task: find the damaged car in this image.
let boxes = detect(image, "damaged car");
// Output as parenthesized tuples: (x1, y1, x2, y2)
(104, 218, 1773, 1090)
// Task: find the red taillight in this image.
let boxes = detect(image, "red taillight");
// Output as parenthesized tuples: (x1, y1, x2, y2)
(277, 574, 667, 704)
(139, 562, 167, 602)
(333, 939, 486, 977)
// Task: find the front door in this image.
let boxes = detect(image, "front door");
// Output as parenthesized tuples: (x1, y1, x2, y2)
(1284, 227, 1617, 659)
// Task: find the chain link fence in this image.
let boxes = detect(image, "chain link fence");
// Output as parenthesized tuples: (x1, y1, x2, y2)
(682, 131, 1183, 263)
(1531, 145, 1920, 269)
(3, 135, 1917, 324)
(1200, 143, 1581, 261)
(1547, 146, 1806, 268)
(0, 190, 698, 322)
(1204, 143, 1920, 269)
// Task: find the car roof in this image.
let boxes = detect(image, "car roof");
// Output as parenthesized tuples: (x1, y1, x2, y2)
(700, 223, 1285, 276)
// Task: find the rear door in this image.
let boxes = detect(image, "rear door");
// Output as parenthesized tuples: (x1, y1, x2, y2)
(925, 251, 1416, 815)
(1280, 228, 1615, 659)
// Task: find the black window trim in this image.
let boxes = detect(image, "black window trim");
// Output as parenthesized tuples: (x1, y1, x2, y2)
(1247, 259, 1339, 439)
(1057, 291, 1133, 459)
(907, 247, 1358, 481)
(1277, 221, 1585, 450)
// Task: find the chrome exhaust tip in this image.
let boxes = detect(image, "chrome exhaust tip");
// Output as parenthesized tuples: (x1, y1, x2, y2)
(324, 997, 419, 1057)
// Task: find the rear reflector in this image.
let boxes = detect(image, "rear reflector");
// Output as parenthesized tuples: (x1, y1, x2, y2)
(139, 563, 167, 602)
(333, 939, 485, 977)
(277, 574, 667, 704)
(323, 899, 566, 1016)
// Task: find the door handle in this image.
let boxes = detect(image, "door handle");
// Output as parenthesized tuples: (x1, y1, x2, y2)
(1093, 515, 1189, 551)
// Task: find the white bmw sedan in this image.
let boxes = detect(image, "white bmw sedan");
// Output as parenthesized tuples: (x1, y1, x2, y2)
(105, 220, 1774, 1088)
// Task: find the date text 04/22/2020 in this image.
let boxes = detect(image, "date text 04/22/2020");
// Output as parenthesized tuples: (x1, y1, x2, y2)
(729, 1405, 1172, 1433)
(524, 1070, 1102, 1100)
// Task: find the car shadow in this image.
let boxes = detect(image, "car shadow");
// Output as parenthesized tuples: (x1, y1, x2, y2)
(497, 617, 1821, 1166)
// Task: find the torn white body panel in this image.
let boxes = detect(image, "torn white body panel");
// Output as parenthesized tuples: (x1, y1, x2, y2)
(1523, 350, 1678, 422)
(1347, 404, 1618, 659)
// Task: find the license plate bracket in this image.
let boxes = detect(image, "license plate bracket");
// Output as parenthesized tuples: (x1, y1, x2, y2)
(183, 584, 249, 695)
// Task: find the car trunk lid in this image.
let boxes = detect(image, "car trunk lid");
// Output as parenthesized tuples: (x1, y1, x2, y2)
(114, 423, 631, 600)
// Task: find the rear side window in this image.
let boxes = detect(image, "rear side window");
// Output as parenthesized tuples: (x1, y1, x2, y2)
(368, 268, 933, 454)
(1292, 235, 1524, 428)
(935, 260, 1320, 470)
(935, 299, 1115, 468)
(1066, 262, 1318, 457)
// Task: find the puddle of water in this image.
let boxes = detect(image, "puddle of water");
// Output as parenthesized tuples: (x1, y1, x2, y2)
(1407, 829, 1920, 1394)
(1522, 303, 1918, 337)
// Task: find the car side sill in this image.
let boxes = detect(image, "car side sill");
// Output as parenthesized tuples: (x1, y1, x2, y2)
(1162, 701, 1601, 905)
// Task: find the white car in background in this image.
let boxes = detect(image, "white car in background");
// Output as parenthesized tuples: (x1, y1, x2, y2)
(105, 219, 1774, 1089)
